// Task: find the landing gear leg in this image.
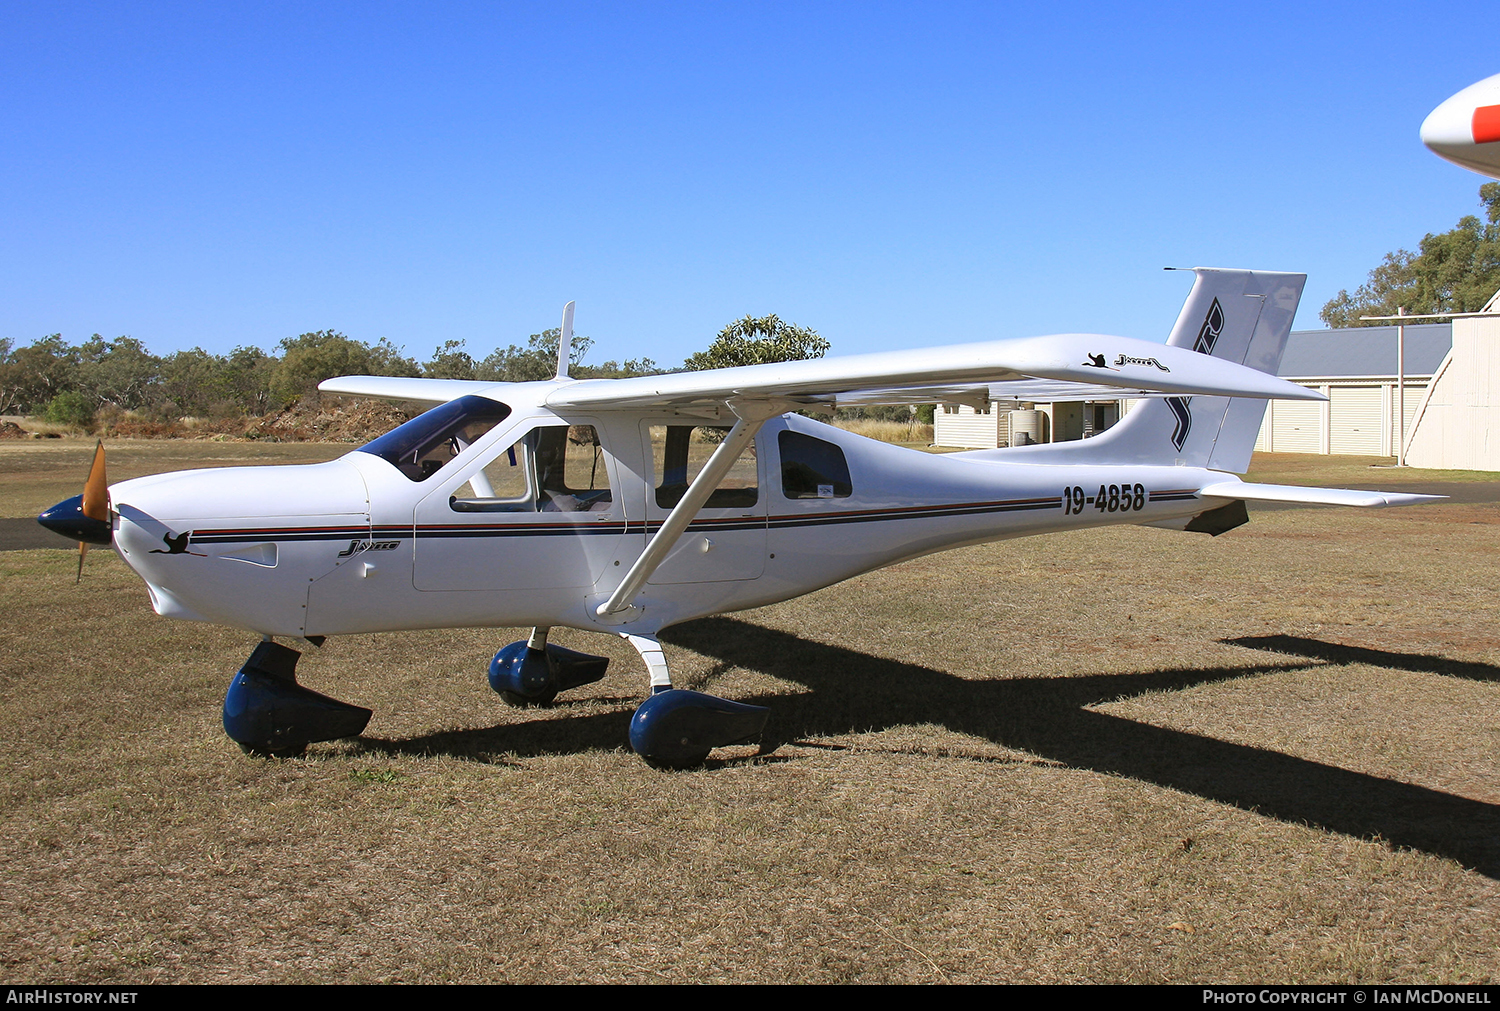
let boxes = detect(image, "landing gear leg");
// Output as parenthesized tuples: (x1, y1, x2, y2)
(623, 633, 673, 694)
(621, 633, 769, 770)
(222, 638, 372, 758)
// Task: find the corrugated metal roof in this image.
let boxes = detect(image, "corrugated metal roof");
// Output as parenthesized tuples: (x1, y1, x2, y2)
(1279, 322, 1451, 378)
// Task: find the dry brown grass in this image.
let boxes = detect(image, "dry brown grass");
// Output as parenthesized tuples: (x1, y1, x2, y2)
(1247, 452, 1500, 485)
(829, 418, 934, 445)
(1, 445, 1498, 983)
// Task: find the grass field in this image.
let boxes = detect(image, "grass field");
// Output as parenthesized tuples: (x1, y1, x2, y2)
(1, 442, 1498, 983)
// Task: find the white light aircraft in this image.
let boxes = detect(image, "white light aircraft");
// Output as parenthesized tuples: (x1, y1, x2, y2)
(38, 269, 1440, 767)
(1422, 72, 1500, 179)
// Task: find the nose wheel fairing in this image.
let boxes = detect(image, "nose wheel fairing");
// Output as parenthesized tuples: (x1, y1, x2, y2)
(222, 640, 371, 757)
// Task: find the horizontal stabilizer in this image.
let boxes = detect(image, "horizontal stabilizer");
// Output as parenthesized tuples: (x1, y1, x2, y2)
(1199, 481, 1445, 508)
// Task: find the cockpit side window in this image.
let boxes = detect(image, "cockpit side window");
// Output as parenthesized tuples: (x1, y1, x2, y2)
(357, 396, 513, 482)
(779, 430, 852, 499)
(650, 425, 758, 509)
(451, 424, 613, 513)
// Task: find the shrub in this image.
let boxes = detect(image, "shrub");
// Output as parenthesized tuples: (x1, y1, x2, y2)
(41, 391, 96, 430)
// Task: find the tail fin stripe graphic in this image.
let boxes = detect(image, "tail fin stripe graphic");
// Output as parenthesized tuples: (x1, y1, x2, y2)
(1193, 298, 1225, 355)
(1166, 397, 1193, 451)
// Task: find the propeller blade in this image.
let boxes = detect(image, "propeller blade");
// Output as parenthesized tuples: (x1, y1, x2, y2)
(78, 442, 108, 581)
(82, 441, 108, 521)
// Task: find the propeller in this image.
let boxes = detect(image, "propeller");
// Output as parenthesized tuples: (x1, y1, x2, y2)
(76, 441, 110, 580)
(36, 440, 113, 581)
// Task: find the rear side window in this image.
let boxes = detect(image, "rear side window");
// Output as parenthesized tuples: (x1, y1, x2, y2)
(780, 431, 852, 499)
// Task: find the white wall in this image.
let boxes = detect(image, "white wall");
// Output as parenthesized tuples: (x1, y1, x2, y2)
(933, 404, 1000, 448)
(1406, 315, 1500, 470)
(1255, 378, 1429, 457)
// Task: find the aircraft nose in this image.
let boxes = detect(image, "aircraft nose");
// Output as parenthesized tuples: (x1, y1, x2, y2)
(1421, 73, 1500, 178)
(1419, 101, 1466, 149)
(37, 494, 112, 545)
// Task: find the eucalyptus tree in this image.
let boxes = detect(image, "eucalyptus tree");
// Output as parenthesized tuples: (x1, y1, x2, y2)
(1322, 183, 1500, 326)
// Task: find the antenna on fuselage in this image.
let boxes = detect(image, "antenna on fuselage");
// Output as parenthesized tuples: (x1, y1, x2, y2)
(555, 300, 575, 380)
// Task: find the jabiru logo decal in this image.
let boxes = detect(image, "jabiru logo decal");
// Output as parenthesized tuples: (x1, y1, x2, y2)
(338, 539, 401, 558)
(149, 530, 205, 557)
(1113, 354, 1169, 372)
(1082, 352, 1171, 373)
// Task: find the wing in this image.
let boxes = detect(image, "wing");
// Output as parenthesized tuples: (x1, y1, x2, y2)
(545, 333, 1323, 412)
(318, 332, 1325, 413)
(317, 376, 508, 405)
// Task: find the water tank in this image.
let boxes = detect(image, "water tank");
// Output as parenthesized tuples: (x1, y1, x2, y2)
(1009, 409, 1044, 446)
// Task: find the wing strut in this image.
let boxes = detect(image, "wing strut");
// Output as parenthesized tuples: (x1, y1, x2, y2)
(596, 399, 782, 619)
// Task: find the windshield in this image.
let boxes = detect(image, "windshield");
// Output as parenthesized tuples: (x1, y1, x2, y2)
(356, 395, 513, 481)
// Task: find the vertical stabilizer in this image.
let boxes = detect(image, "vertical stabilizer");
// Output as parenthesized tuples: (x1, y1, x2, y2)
(1160, 268, 1304, 473)
(1000, 268, 1305, 472)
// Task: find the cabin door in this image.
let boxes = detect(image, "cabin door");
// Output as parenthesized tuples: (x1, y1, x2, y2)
(413, 418, 635, 591)
(639, 421, 768, 584)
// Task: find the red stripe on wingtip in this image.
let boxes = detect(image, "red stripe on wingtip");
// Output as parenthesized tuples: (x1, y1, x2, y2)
(1472, 105, 1500, 144)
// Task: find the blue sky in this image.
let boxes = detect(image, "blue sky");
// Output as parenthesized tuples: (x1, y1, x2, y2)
(4, 1, 1499, 367)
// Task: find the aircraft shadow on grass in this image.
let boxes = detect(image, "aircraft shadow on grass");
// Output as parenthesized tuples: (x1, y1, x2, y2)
(365, 618, 1500, 879)
(1225, 634, 1500, 685)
